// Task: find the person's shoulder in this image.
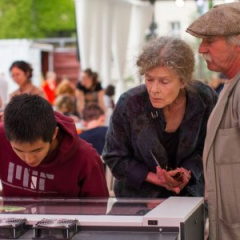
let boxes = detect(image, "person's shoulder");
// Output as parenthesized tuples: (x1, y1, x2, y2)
(230, 75, 240, 102)
(93, 126, 108, 134)
(116, 85, 148, 113)
(31, 85, 45, 98)
(233, 74, 240, 89)
(191, 79, 210, 89)
(80, 126, 107, 137)
(77, 137, 100, 158)
(10, 89, 20, 98)
(120, 84, 147, 100)
(188, 80, 217, 100)
(62, 137, 102, 168)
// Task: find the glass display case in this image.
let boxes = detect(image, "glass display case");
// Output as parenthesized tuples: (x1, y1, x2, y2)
(0, 197, 204, 240)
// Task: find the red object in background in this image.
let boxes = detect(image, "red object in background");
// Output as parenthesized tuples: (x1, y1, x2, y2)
(42, 81, 56, 105)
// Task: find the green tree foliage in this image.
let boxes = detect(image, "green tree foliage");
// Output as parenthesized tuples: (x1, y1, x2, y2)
(0, 0, 76, 39)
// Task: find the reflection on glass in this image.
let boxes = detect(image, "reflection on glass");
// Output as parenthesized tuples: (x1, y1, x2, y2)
(0, 197, 164, 216)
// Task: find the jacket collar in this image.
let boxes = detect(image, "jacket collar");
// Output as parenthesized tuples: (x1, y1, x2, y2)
(183, 83, 206, 122)
(204, 71, 240, 162)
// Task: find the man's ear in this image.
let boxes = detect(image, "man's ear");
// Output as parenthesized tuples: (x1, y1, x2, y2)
(52, 127, 59, 141)
(234, 35, 240, 52)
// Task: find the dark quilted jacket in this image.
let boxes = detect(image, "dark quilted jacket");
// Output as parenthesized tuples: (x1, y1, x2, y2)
(102, 80, 217, 198)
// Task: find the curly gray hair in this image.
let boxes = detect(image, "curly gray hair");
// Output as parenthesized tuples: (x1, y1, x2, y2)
(137, 37, 195, 84)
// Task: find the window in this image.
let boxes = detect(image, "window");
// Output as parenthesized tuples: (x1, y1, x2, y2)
(170, 21, 181, 37)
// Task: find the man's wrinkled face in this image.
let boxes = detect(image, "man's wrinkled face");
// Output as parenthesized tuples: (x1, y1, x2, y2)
(198, 36, 237, 74)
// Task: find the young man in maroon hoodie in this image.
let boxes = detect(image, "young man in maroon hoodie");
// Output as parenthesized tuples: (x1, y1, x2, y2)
(0, 94, 109, 198)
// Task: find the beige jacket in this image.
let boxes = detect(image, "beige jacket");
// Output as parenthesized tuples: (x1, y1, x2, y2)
(204, 72, 240, 240)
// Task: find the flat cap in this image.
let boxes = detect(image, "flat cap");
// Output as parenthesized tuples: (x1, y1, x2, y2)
(186, 2, 240, 38)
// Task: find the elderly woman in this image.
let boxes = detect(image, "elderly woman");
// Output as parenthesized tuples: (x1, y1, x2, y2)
(102, 37, 217, 198)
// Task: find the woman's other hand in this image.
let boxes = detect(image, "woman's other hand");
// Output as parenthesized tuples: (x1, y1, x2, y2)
(146, 167, 181, 194)
(145, 166, 191, 194)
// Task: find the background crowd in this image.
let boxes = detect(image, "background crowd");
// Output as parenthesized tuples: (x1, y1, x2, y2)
(0, 61, 116, 155)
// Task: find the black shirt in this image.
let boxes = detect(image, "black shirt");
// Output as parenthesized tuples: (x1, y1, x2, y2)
(163, 128, 180, 169)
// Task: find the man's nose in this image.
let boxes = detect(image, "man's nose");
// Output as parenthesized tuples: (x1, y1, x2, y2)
(198, 40, 207, 54)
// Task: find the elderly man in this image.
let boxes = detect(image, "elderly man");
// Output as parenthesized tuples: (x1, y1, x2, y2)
(186, 2, 240, 240)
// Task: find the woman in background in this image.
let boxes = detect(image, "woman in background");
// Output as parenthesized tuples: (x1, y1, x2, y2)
(9, 60, 45, 98)
(76, 68, 106, 117)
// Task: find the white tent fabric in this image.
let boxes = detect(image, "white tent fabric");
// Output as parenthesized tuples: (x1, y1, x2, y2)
(111, 1, 132, 96)
(75, 0, 92, 70)
(100, 1, 113, 88)
(127, 3, 154, 86)
(75, 0, 153, 97)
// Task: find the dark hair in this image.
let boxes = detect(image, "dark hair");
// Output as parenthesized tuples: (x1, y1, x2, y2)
(84, 68, 99, 88)
(9, 60, 33, 82)
(4, 94, 57, 143)
(82, 103, 104, 122)
(105, 84, 115, 97)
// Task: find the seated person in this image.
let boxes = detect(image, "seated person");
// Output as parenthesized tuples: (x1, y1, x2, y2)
(0, 94, 109, 198)
(102, 37, 217, 198)
(54, 94, 80, 123)
(79, 103, 108, 155)
(76, 68, 106, 116)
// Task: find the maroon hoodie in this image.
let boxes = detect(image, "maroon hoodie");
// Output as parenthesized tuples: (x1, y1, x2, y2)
(0, 112, 109, 198)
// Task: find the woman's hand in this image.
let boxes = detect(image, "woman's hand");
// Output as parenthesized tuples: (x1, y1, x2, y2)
(156, 167, 183, 193)
(146, 168, 181, 194)
(145, 167, 191, 194)
(166, 167, 191, 192)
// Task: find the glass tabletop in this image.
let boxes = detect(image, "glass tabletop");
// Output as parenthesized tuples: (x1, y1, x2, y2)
(0, 197, 165, 216)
